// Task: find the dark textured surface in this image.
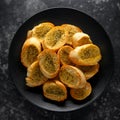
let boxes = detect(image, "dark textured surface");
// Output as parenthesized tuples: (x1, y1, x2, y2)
(0, 0, 120, 120)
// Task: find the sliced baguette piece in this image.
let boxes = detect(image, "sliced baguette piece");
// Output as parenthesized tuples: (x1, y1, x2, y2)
(72, 32, 92, 48)
(57, 45, 74, 65)
(21, 37, 41, 67)
(76, 63, 100, 80)
(32, 22, 55, 42)
(59, 65, 86, 88)
(61, 24, 82, 45)
(26, 61, 48, 87)
(38, 49, 60, 78)
(69, 44, 102, 66)
(43, 26, 68, 51)
(43, 80, 67, 102)
(70, 82, 92, 100)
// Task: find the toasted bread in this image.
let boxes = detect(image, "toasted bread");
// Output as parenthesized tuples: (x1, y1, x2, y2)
(70, 82, 92, 100)
(76, 63, 99, 80)
(72, 32, 92, 48)
(59, 65, 86, 88)
(43, 26, 68, 51)
(43, 80, 67, 102)
(69, 44, 102, 66)
(57, 45, 73, 65)
(38, 49, 60, 78)
(61, 24, 82, 45)
(26, 61, 48, 87)
(32, 22, 55, 42)
(21, 37, 41, 67)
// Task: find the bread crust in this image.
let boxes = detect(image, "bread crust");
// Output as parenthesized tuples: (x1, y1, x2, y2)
(27, 30, 33, 38)
(43, 80, 67, 102)
(70, 82, 92, 100)
(21, 37, 41, 67)
(69, 44, 102, 66)
(43, 26, 68, 51)
(57, 45, 73, 65)
(26, 61, 48, 87)
(59, 65, 86, 88)
(72, 32, 92, 48)
(61, 24, 82, 45)
(38, 49, 60, 78)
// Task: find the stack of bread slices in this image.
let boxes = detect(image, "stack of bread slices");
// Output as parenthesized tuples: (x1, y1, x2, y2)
(21, 22, 102, 102)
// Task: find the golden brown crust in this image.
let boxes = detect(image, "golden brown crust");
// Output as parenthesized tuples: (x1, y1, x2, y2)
(59, 65, 86, 88)
(76, 64, 100, 80)
(61, 24, 82, 45)
(43, 26, 68, 51)
(43, 80, 67, 102)
(21, 37, 41, 67)
(69, 44, 102, 66)
(27, 30, 33, 39)
(72, 32, 92, 48)
(26, 61, 48, 87)
(32, 22, 55, 42)
(57, 45, 74, 65)
(38, 49, 60, 78)
(70, 82, 92, 100)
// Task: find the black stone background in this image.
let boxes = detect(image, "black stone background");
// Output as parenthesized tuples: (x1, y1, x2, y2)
(0, 0, 120, 120)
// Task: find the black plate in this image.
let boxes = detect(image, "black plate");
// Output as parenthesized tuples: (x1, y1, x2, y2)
(8, 8, 114, 112)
